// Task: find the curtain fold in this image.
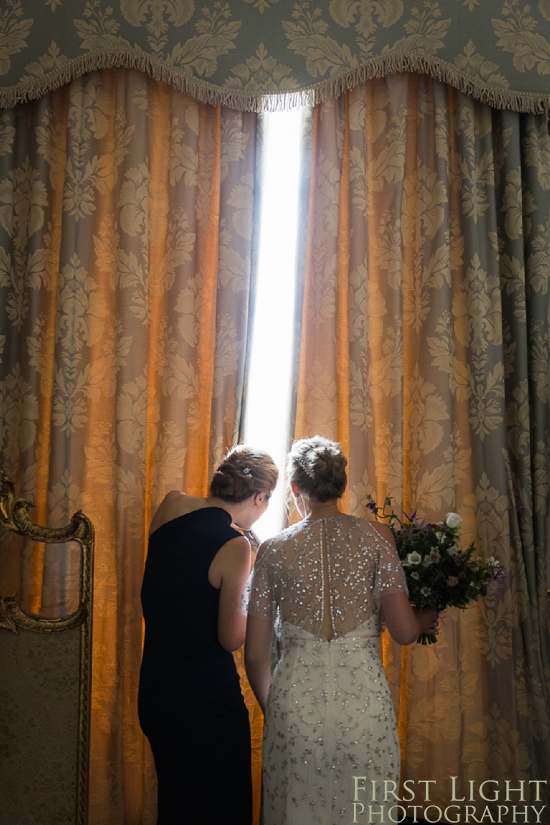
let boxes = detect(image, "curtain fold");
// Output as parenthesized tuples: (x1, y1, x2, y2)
(293, 73, 550, 811)
(0, 68, 261, 824)
(2, 62, 550, 823)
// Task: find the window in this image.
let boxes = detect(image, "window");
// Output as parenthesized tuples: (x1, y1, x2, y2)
(243, 109, 304, 540)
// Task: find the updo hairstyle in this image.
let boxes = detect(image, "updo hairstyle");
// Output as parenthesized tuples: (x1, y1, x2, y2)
(210, 445, 278, 503)
(287, 436, 347, 502)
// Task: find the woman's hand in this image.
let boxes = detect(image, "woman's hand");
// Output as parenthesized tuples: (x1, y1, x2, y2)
(414, 608, 439, 635)
(245, 613, 273, 713)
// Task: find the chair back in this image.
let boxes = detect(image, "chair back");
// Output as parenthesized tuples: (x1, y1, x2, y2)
(0, 474, 93, 825)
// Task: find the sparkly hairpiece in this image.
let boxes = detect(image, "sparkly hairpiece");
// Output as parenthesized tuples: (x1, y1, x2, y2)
(243, 467, 252, 476)
(296, 455, 315, 479)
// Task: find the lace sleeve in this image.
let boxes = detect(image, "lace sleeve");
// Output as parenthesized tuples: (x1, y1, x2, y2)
(248, 543, 276, 622)
(237, 529, 262, 615)
(238, 571, 252, 615)
(373, 533, 408, 608)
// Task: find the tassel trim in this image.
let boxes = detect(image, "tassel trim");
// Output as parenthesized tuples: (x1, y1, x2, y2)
(1, 48, 549, 114)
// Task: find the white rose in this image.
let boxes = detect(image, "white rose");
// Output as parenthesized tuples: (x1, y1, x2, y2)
(447, 544, 460, 557)
(445, 512, 462, 528)
(406, 551, 422, 565)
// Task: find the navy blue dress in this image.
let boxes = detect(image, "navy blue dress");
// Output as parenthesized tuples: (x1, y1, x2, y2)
(138, 507, 252, 824)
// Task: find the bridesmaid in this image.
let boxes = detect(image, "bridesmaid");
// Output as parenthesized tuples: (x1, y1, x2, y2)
(138, 445, 278, 825)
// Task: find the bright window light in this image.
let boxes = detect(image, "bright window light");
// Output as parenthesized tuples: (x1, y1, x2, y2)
(243, 109, 303, 542)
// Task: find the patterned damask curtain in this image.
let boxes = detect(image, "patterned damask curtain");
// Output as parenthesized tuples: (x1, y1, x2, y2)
(293, 73, 550, 809)
(0, 68, 260, 823)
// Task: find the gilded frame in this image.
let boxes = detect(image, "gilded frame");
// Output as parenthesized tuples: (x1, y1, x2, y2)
(0, 472, 94, 825)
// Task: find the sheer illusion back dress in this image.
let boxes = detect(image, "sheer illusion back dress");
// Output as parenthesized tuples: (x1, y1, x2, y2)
(249, 513, 407, 825)
(138, 507, 252, 825)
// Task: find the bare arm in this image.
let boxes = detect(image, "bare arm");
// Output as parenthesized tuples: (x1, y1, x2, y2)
(380, 591, 421, 645)
(209, 536, 251, 652)
(381, 593, 439, 645)
(244, 541, 275, 713)
(245, 613, 273, 714)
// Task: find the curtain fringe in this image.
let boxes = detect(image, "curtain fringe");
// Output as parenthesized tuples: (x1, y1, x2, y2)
(2, 48, 550, 114)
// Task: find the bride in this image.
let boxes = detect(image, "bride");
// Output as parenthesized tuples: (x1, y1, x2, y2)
(245, 435, 437, 825)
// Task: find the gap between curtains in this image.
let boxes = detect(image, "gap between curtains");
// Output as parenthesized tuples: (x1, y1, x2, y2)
(1, 64, 550, 824)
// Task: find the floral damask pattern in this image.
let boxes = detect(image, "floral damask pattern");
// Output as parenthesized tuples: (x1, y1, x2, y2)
(0, 68, 260, 824)
(1, 57, 549, 825)
(1, 0, 550, 112)
(293, 73, 550, 813)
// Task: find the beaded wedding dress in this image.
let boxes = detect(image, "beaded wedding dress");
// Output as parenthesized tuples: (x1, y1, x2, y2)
(249, 513, 407, 825)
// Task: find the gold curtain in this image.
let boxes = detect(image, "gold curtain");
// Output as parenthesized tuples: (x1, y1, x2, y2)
(0, 68, 261, 824)
(294, 73, 550, 811)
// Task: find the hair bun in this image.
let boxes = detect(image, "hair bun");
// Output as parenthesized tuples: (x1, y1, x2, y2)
(209, 446, 279, 504)
(287, 436, 347, 503)
(311, 448, 332, 478)
(211, 469, 236, 497)
(211, 464, 253, 502)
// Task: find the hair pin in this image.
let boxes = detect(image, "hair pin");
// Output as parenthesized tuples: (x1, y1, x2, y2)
(296, 455, 315, 479)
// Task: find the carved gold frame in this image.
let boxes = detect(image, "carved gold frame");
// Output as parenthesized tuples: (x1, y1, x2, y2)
(0, 472, 94, 825)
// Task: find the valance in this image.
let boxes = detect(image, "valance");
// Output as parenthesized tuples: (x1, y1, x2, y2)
(1, 0, 550, 114)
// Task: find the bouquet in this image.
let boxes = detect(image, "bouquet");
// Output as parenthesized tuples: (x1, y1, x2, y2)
(365, 496, 507, 644)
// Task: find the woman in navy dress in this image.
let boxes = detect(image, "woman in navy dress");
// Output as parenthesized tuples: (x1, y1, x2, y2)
(139, 446, 278, 825)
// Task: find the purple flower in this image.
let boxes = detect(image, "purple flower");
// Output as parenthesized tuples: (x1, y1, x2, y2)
(485, 570, 507, 596)
(366, 500, 378, 513)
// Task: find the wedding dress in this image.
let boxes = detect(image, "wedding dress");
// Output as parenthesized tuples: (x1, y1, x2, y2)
(249, 513, 407, 825)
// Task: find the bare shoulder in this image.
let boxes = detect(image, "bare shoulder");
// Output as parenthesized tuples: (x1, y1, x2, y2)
(213, 533, 251, 564)
(163, 489, 185, 501)
(148, 491, 206, 536)
(209, 534, 251, 586)
(162, 490, 204, 508)
(221, 534, 251, 558)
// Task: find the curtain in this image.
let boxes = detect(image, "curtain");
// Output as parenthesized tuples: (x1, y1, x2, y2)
(293, 73, 550, 811)
(0, 68, 260, 824)
(4, 1, 550, 115)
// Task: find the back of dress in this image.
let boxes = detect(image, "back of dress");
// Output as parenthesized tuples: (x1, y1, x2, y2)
(249, 512, 406, 636)
(249, 512, 408, 825)
(139, 507, 242, 735)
